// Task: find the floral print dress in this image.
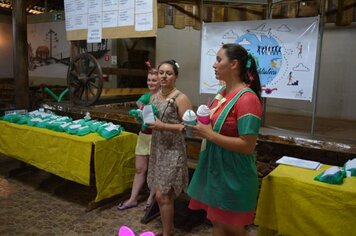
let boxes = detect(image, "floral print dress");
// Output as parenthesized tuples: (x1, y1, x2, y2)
(147, 91, 189, 196)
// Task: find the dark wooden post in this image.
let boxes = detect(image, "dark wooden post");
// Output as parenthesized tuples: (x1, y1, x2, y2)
(70, 40, 80, 59)
(12, 0, 30, 109)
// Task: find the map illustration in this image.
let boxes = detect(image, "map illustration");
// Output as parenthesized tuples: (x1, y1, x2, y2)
(200, 17, 319, 101)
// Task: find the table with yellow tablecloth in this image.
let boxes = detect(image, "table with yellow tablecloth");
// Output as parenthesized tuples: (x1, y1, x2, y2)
(0, 120, 137, 203)
(254, 164, 356, 236)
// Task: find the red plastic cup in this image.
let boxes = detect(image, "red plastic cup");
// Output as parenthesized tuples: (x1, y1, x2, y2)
(197, 115, 210, 125)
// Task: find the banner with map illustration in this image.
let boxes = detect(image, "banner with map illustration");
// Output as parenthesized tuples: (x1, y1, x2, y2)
(200, 16, 319, 101)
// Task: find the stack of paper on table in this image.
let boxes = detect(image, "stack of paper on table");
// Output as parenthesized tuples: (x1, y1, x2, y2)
(276, 156, 322, 170)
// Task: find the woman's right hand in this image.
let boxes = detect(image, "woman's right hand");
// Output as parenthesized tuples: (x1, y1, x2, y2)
(191, 121, 214, 140)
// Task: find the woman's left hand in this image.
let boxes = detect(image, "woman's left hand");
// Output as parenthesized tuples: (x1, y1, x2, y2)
(146, 118, 164, 131)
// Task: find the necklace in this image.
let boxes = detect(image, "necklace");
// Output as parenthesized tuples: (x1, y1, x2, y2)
(160, 87, 176, 97)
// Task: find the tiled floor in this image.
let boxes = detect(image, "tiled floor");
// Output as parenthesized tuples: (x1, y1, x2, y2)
(0, 155, 257, 236)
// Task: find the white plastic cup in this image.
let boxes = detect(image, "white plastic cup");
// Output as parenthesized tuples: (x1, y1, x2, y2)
(183, 119, 197, 137)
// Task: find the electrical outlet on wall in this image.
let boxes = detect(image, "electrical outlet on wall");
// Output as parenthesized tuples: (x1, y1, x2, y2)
(111, 55, 117, 65)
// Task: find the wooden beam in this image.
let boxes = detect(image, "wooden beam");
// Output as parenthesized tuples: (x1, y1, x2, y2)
(100, 88, 149, 97)
(12, 0, 30, 109)
(102, 67, 148, 77)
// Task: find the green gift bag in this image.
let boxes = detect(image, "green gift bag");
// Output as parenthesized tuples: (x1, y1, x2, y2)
(314, 166, 345, 185)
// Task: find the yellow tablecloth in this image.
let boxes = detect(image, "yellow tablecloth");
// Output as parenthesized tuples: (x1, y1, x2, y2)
(254, 164, 356, 236)
(0, 120, 137, 202)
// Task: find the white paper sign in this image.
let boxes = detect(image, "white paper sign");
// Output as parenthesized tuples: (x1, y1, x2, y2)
(103, 0, 119, 11)
(119, 0, 134, 10)
(103, 10, 119, 28)
(88, 0, 102, 13)
(75, 0, 88, 15)
(87, 27, 102, 43)
(87, 12, 102, 43)
(142, 105, 155, 124)
(135, 0, 153, 14)
(135, 12, 153, 31)
(64, 0, 76, 15)
(119, 9, 134, 27)
(66, 14, 87, 31)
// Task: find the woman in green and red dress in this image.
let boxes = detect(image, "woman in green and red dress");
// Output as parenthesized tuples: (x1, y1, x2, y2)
(187, 44, 262, 236)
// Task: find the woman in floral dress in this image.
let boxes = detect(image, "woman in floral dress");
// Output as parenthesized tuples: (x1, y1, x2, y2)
(147, 60, 193, 236)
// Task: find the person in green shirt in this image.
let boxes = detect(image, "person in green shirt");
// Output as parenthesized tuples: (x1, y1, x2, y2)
(118, 63, 159, 212)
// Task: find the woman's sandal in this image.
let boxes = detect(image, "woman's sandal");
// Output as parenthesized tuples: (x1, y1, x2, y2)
(143, 202, 152, 212)
(117, 201, 138, 211)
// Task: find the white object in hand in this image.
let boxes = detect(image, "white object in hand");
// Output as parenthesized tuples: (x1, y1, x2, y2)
(142, 105, 155, 124)
(196, 105, 211, 124)
(182, 109, 197, 137)
(182, 109, 197, 123)
(196, 105, 211, 117)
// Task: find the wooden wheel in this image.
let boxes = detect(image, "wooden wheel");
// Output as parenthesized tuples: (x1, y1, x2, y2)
(67, 53, 103, 106)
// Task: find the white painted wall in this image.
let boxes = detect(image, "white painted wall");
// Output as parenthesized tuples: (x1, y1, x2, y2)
(157, 23, 356, 120)
(157, 25, 211, 107)
(317, 23, 356, 120)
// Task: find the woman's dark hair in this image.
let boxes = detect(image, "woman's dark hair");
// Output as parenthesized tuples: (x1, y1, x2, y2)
(222, 43, 261, 100)
(158, 60, 179, 76)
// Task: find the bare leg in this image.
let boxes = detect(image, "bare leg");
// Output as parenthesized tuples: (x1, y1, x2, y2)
(155, 188, 174, 236)
(144, 187, 156, 211)
(146, 188, 155, 205)
(212, 220, 246, 236)
(124, 155, 148, 206)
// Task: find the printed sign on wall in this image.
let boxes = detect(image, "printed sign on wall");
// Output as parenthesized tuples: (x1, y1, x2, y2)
(200, 16, 319, 101)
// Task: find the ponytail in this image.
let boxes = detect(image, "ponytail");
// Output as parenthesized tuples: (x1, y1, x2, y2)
(244, 54, 261, 100)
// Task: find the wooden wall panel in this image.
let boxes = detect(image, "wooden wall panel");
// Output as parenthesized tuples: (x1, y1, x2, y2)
(336, 0, 354, 26)
(298, 0, 320, 17)
(158, 3, 166, 28)
(157, 1, 355, 29)
(192, 5, 201, 30)
(173, 4, 186, 29)
(211, 6, 225, 22)
(227, 8, 243, 21)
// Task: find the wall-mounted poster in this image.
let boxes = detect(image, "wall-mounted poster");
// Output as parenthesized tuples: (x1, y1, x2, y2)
(27, 21, 70, 82)
(64, 0, 157, 41)
(27, 20, 112, 85)
(200, 16, 319, 101)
